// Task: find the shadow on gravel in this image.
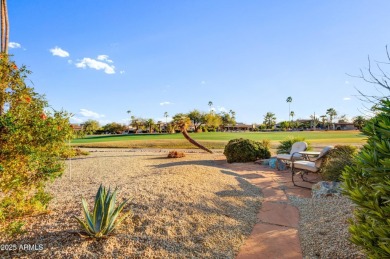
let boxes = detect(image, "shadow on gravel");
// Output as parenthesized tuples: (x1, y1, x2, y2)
(216, 174, 261, 198)
(152, 160, 216, 168)
(220, 169, 265, 179)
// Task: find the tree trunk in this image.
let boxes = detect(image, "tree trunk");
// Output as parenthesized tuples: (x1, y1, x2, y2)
(1, 0, 8, 54)
(181, 128, 213, 153)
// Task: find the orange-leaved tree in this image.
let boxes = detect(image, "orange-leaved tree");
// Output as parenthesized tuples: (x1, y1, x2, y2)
(0, 55, 74, 221)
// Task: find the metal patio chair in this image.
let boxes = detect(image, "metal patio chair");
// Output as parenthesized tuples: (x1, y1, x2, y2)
(291, 146, 334, 189)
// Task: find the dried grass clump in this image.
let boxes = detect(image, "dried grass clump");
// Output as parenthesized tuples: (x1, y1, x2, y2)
(167, 151, 185, 158)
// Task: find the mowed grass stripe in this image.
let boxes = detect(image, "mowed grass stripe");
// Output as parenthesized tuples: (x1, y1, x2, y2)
(72, 131, 366, 150)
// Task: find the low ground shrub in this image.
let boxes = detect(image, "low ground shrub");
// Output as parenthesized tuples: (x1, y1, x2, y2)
(224, 138, 271, 163)
(321, 145, 358, 181)
(276, 137, 309, 154)
(61, 148, 90, 159)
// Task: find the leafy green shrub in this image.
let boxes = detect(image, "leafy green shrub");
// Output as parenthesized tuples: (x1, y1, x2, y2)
(224, 138, 271, 163)
(321, 145, 358, 181)
(74, 184, 130, 238)
(0, 55, 74, 221)
(276, 137, 309, 154)
(342, 99, 390, 258)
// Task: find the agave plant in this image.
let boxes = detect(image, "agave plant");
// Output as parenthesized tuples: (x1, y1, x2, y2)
(74, 184, 129, 238)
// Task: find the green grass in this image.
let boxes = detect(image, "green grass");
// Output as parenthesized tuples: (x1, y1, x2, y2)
(72, 130, 366, 150)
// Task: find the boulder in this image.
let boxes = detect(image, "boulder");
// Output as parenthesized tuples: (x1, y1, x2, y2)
(312, 181, 342, 198)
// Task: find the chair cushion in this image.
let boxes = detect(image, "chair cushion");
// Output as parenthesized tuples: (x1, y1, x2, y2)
(293, 160, 319, 173)
(290, 141, 308, 154)
(277, 153, 303, 161)
(276, 154, 292, 160)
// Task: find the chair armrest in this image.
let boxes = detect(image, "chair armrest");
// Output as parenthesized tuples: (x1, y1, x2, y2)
(290, 152, 303, 162)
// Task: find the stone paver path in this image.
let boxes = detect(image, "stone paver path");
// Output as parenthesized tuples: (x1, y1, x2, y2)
(214, 157, 313, 259)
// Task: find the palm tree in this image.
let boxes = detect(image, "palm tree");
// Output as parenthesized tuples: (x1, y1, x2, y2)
(172, 113, 213, 153)
(131, 115, 140, 133)
(229, 109, 236, 126)
(290, 111, 295, 129)
(208, 101, 213, 113)
(320, 115, 327, 129)
(145, 118, 155, 133)
(326, 108, 337, 130)
(263, 112, 276, 129)
(163, 112, 169, 133)
(310, 113, 319, 129)
(353, 116, 366, 130)
(286, 96, 292, 121)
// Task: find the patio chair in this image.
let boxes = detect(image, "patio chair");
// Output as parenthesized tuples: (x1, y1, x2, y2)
(291, 146, 333, 188)
(276, 141, 308, 168)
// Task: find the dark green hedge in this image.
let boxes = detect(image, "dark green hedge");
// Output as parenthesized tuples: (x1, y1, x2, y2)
(224, 138, 271, 163)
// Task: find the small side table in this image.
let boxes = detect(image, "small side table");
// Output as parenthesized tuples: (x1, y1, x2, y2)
(298, 151, 321, 161)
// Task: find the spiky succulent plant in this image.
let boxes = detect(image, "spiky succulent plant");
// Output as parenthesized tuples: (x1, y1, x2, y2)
(74, 184, 129, 238)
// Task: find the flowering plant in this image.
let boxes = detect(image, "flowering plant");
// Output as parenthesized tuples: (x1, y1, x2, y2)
(0, 55, 74, 220)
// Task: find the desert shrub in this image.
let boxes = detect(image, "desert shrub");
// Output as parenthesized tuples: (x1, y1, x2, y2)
(224, 138, 271, 163)
(74, 184, 130, 238)
(0, 55, 74, 221)
(276, 137, 309, 154)
(342, 99, 390, 258)
(321, 145, 358, 181)
(167, 151, 185, 158)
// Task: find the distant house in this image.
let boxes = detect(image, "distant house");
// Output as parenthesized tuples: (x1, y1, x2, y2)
(71, 124, 83, 131)
(334, 122, 356, 130)
(224, 123, 254, 131)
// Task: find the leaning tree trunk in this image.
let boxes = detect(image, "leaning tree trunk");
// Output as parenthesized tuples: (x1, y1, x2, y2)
(1, 0, 9, 117)
(181, 128, 213, 154)
(1, 0, 9, 54)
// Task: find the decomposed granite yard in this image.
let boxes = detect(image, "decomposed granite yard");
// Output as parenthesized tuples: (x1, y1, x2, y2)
(0, 149, 262, 258)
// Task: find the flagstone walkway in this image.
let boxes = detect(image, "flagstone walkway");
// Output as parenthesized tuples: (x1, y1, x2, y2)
(214, 157, 313, 259)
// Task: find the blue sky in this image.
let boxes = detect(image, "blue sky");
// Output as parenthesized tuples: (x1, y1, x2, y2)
(7, 1, 390, 125)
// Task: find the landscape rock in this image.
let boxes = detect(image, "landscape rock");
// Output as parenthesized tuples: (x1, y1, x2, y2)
(312, 181, 342, 198)
(167, 151, 185, 158)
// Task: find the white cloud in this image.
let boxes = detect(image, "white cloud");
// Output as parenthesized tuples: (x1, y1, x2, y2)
(70, 116, 84, 123)
(120, 70, 125, 74)
(50, 46, 70, 57)
(9, 42, 21, 48)
(68, 60, 73, 64)
(75, 57, 115, 74)
(97, 54, 113, 63)
(218, 106, 227, 112)
(343, 97, 351, 101)
(79, 109, 105, 119)
(160, 101, 172, 106)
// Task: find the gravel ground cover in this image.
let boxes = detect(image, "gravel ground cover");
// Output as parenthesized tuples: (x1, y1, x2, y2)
(0, 149, 262, 258)
(289, 195, 366, 259)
